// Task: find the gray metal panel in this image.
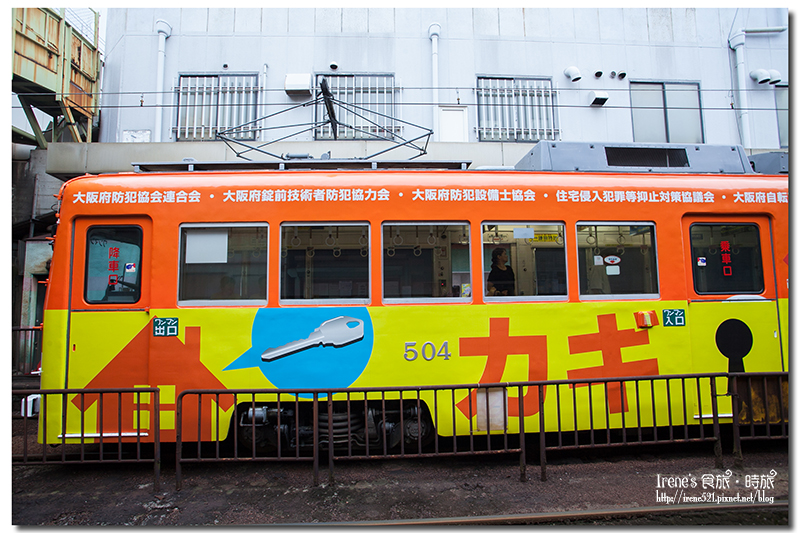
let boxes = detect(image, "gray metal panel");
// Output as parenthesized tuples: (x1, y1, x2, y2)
(748, 152, 789, 174)
(132, 159, 472, 172)
(514, 142, 754, 174)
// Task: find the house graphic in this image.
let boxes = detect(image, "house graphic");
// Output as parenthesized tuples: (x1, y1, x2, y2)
(72, 318, 234, 442)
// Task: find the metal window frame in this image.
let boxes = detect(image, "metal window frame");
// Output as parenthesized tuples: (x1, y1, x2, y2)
(481, 221, 569, 302)
(576, 221, 661, 301)
(175, 73, 259, 142)
(279, 222, 372, 306)
(630, 81, 704, 144)
(177, 222, 269, 307)
(84, 225, 143, 305)
(381, 221, 473, 304)
(774, 84, 789, 149)
(689, 222, 765, 296)
(475, 76, 560, 143)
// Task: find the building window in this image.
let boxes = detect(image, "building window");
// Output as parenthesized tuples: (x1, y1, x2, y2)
(383, 223, 471, 301)
(690, 224, 763, 295)
(314, 74, 400, 140)
(775, 85, 788, 148)
(280, 224, 370, 302)
(179, 224, 268, 304)
(482, 223, 567, 299)
(85, 226, 142, 304)
(476, 77, 560, 142)
(175, 74, 259, 141)
(630, 82, 703, 144)
(577, 224, 659, 299)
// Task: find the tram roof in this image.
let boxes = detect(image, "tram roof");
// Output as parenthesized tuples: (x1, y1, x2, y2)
(127, 142, 767, 176)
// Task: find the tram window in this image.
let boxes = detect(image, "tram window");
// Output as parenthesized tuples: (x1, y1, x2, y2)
(481, 223, 567, 299)
(281, 224, 369, 302)
(85, 226, 142, 304)
(179, 225, 268, 304)
(690, 224, 763, 294)
(577, 224, 659, 298)
(383, 223, 471, 300)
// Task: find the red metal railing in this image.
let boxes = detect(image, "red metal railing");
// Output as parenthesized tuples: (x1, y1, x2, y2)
(11, 388, 161, 490)
(11, 372, 787, 493)
(174, 372, 788, 490)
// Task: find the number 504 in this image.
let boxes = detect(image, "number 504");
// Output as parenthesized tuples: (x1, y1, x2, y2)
(404, 341, 452, 361)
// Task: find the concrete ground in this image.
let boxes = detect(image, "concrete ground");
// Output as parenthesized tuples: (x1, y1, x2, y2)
(11, 441, 788, 526)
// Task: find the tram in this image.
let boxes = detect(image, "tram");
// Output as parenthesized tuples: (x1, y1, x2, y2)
(38, 142, 788, 452)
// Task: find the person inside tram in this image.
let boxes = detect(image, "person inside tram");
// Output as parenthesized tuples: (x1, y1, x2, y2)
(487, 247, 515, 296)
(213, 276, 237, 299)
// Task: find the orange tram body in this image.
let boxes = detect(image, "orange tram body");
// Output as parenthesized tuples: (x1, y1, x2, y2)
(39, 151, 788, 452)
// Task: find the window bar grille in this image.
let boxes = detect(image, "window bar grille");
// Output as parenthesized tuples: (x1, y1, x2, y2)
(545, 82, 554, 139)
(344, 75, 351, 139)
(199, 77, 209, 139)
(502, 78, 509, 140)
(391, 76, 397, 136)
(340, 76, 347, 139)
(246, 77, 256, 138)
(233, 77, 242, 137)
(191, 77, 200, 139)
(490, 79, 498, 141)
(203, 76, 209, 140)
(204, 76, 214, 140)
(536, 81, 544, 140)
(219, 76, 229, 139)
(484, 79, 491, 141)
(180, 77, 188, 139)
(360, 75, 367, 138)
(505, 78, 514, 141)
(381, 76, 387, 135)
(356, 75, 363, 139)
(229, 77, 239, 138)
(478, 80, 486, 141)
(521, 80, 530, 140)
(197, 77, 205, 139)
(497, 78, 505, 140)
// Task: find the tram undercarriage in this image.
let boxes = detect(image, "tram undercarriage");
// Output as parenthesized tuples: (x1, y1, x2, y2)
(236, 400, 436, 454)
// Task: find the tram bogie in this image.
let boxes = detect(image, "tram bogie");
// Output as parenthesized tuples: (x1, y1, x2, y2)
(236, 400, 435, 454)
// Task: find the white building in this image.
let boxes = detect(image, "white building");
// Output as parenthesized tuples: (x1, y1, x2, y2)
(9, 8, 791, 376)
(44, 7, 788, 176)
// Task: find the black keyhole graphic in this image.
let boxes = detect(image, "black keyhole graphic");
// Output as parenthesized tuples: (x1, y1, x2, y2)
(715, 319, 753, 373)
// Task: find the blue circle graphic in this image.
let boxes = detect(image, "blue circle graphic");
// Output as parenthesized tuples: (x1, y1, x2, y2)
(225, 307, 373, 390)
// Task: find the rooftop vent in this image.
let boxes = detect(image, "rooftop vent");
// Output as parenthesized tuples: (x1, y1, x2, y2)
(604, 147, 689, 168)
(515, 142, 754, 174)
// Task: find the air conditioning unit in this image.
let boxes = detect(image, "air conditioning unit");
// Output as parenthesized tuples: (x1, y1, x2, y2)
(284, 73, 312, 96)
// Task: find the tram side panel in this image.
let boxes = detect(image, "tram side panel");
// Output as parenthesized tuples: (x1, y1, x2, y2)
(38, 172, 788, 446)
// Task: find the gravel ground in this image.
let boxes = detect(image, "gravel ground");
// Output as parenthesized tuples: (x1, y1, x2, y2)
(11, 440, 788, 526)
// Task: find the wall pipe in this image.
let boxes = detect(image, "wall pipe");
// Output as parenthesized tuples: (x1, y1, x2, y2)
(428, 23, 441, 141)
(728, 25, 786, 150)
(154, 19, 172, 143)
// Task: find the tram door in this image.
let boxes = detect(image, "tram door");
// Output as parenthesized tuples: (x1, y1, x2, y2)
(64, 216, 153, 439)
(681, 215, 784, 420)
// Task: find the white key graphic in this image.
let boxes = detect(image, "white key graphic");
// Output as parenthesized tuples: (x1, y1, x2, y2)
(261, 316, 365, 362)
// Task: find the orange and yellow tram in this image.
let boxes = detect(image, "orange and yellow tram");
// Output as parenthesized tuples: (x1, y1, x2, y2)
(39, 150, 788, 451)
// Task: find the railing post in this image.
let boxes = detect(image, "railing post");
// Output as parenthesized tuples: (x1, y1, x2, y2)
(175, 391, 183, 491)
(730, 375, 744, 469)
(709, 377, 723, 470)
(518, 385, 526, 482)
(153, 389, 161, 492)
(327, 393, 335, 485)
(538, 384, 547, 482)
(312, 392, 319, 487)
